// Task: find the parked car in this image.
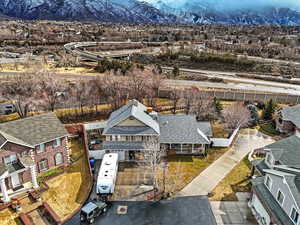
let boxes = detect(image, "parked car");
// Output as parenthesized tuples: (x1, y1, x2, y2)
(80, 201, 108, 224)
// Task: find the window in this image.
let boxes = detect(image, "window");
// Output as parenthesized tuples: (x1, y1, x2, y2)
(38, 159, 48, 171)
(21, 151, 28, 157)
(266, 154, 273, 165)
(55, 152, 64, 166)
(37, 143, 45, 153)
(53, 138, 61, 147)
(265, 176, 272, 190)
(276, 190, 285, 205)
(291, 208, 299, 224)
(4, 154, 17, 165)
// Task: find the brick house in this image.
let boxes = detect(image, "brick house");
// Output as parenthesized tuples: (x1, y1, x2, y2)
(0, 113, 70, 202)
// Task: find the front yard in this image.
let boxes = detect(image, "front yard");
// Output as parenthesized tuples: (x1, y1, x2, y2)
(165, 147, 229, 194)
(209, 156, 252, 201)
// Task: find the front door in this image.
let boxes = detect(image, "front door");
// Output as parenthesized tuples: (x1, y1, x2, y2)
(11, 173, 21, 188)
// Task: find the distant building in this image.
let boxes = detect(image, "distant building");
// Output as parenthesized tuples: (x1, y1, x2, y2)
(0, 113, 70, 202)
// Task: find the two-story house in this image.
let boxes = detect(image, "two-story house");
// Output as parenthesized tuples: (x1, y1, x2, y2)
(250, 167, 300, 225)
(250, 132, 300, 225)
(0, 113, 70, 202)
(275, 104, 300, 134)
(102, 100, 212, 161)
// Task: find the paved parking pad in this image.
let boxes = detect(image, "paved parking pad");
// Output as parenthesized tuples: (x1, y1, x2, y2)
(64, 196, 217, 225)
(210, 201, 258, 225)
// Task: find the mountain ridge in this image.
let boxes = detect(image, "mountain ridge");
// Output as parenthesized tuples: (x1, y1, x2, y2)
(0, 0, 299, 25)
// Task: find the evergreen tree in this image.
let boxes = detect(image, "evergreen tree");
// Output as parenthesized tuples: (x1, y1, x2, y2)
(213, 97, 223, 114)
(263, 99, 277, 120)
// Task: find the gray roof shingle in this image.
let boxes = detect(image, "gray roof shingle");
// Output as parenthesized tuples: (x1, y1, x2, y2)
(0, 113, 68, 147)
(103, 100, 159, 135)
(282, 104, 300, 128)
(158, 114, 212, 144)
(264, 135, 300, 166)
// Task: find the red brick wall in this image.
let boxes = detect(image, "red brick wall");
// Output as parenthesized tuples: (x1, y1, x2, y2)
(34, 137, 69, 174)
(0, 142, 31, 164)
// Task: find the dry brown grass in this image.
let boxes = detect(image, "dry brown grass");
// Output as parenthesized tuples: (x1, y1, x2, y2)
(165, 147, 228, 194)
(0, 208, 20, 225)
(209, 156, 252, 201)
(41, 138, 92, 219)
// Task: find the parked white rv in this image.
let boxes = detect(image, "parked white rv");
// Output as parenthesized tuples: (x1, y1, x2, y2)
(96, 153, 119, 195)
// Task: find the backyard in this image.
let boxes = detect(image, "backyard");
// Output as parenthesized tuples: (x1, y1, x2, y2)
(209, 156, 252, 201)
(41, 137, 92, 220)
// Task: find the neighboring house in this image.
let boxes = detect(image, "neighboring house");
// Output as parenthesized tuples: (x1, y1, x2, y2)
(275, 104, 300, 134)
(0, 113, 70, 202)
(250, 133, 300, 225)
(102, 100, 212, 161)
(250, 167, 300, 225)
(252, 133, 300, 176)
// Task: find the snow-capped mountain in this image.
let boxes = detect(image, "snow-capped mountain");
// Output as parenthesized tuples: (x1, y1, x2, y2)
(0, 0, 300, 25)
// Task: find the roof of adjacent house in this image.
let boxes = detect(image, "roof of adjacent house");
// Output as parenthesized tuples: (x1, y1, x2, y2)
(103, 100, 160, 135)
(264, 134, 300, 167)
(158, 114, 212, 144)
(0, 113, 69, 147)
(282, 104, 300, 128)
(252, 176, 295, 225)
(252, 158, 270, 175)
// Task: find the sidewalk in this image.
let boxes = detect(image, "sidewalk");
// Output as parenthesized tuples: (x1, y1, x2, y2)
(178, 129, 274, 196)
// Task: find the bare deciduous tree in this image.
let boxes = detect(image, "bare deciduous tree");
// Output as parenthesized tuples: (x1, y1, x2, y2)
(37, 71, 68, 111)
(143, 137, 165, 201)
(223, 102, 251, 132)
(169, 88, 182, 114)
(0, 73, 39, 118)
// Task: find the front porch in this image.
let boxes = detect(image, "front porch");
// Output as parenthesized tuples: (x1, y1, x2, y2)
(160, 143, 206, 155)
(0, 156, 39, 203)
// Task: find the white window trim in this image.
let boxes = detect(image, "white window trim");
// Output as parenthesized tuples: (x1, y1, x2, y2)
(276, 189, 285, 206)
(37, 143, 45, 153)
(290, 207, 299, 225)
(53, 138, 61, 147)
(38, 159, 48, 171)
(265, 175, 273, 191)
(265, 153, 273, 167)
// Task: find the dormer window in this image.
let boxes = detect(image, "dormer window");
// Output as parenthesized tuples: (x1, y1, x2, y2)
(265, 176, 272, 190)
(276, 190, 285, 205)
(291, 208, 299, 224)
(266, 154, 273, 166)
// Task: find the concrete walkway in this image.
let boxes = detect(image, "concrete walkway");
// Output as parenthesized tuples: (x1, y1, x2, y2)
(178, 129, 274, 196)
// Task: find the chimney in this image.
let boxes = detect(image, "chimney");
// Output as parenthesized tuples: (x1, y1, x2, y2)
(147, 107, 153, 113)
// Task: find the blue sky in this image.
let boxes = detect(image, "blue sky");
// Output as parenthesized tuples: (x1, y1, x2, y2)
(142, 0, 300, 10)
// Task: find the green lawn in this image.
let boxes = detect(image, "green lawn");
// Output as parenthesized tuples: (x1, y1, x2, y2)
(209, 156, 252, 201)
(258, 122, 280, 137)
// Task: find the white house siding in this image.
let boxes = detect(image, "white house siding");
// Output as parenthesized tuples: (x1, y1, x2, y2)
(89, 150, 106, 160)
(251, 193, 271, 225)
(117, 118, 145, 126)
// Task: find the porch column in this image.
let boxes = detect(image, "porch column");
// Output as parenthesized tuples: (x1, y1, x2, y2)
(192, 144, 194, 153)
(30, 166, 39, 189)
(0, 178, 9, 203)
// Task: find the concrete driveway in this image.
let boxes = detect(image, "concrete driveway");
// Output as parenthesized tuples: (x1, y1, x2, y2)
(210, 201, 257, 225)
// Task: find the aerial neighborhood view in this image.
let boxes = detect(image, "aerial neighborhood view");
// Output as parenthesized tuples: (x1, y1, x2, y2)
(0, 0, 300, 225)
